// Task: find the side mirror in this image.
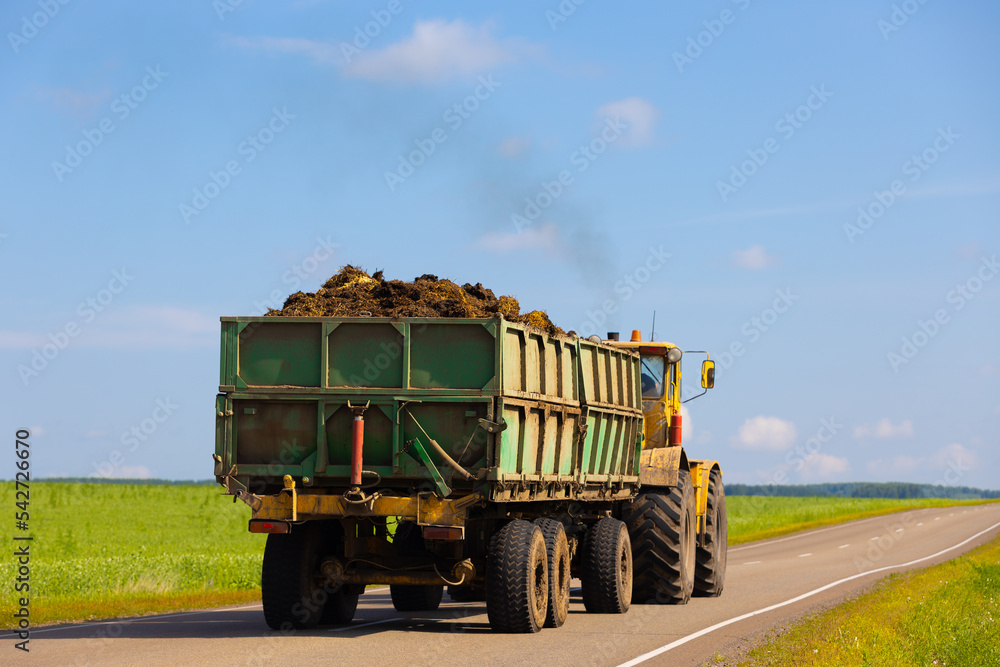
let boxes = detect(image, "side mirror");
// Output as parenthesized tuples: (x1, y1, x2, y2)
(701, 360, 715, 389)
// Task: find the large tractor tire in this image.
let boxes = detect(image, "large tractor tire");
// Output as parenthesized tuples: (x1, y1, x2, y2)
(389, 521, 444, 612)
(625, 468, 696, 605)
(581, 517, 632, 614)
(534, 518, 571, 628)
(486, 519, 548, 633)
(262, 520, 358, 629)
(694, 469, 728, 597)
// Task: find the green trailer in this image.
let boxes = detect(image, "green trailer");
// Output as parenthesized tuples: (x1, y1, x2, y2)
(215, 315, 726, 633)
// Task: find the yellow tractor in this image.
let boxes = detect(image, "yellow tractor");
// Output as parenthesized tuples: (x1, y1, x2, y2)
(603, 329, 726, 601)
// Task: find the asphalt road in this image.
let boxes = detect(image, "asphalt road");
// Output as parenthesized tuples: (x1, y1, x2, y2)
(12, 503, 1000, 667)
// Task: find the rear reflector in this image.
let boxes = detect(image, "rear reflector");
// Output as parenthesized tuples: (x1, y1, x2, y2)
(249, 520, 290, 534)
(422, 526, 464, 540)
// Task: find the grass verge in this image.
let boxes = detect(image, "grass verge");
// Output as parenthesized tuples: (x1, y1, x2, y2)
(727, 496, 999, 545)
(737, 533, 1000, 666)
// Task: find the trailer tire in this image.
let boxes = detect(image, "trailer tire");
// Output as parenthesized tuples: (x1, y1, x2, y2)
(625, 468, 696, 605)
(534, 518, 571, 628)
(581, 517, 632, 614)
(390, 521, 444, 612)
(262, 520, 346, 630)
(320, 586, 360, 625)
(694, 469, 728, 597)
(486, 519, 548, 633)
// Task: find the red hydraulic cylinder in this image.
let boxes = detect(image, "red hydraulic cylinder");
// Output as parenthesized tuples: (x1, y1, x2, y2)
(351, 412, 364, 486)
(669, 412, 683, 447)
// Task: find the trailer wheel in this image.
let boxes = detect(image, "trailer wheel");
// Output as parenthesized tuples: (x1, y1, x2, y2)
(262, 521, 346, 630)
(534, 518, 571, 628)
(694, 470, 728, 597)
(581, 517, 632, 614)
(486, 519, 548, 633)
(389, 521, 444, 612)
(320, 586, 360, 625)
(625, 468, 696, 604)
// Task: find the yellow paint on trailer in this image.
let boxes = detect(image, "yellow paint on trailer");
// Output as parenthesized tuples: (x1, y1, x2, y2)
(252, 490, 480, 529)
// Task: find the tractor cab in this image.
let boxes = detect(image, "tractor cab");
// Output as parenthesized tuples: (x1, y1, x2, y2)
(602, 330, 715, 449)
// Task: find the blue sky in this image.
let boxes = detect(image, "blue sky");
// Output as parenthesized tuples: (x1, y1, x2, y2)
(2, 0, 998, 488)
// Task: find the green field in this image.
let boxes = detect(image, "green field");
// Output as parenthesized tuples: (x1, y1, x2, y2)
(735, 533, 1000, 666)
(0, 483, 991, 628)
(727, 495, 996, 545)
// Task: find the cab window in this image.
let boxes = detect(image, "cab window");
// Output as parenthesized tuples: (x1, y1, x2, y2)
(640, 355, 665, 398)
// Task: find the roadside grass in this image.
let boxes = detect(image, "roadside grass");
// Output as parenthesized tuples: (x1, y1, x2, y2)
(727, 496, 999, 545)
(737, 532, 1000, 666)
(0, 482, 266, 629)
(0, 482, 992, 629)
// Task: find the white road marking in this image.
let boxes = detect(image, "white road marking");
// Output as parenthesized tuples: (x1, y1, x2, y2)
(798, 553, 812, 558)
(328, 617, 401, 632)
(616, 519, 1000, 667)
(743, 561, 761, 565)
(838, 544, 850, 549)
(917, 523, 923, 526)
(870, 536, 879, 541)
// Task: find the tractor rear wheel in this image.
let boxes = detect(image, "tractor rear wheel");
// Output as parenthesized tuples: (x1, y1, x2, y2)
(694, 470, 728, 597)
(625, 468, 696, 604)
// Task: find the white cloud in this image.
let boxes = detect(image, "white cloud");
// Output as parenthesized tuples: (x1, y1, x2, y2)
(930, 443, 978, 471)
(595, 97, 658, 146)
(225, 35, 340, 65)
(31, 84, 113, 118)
(732, 416, 797, 451)
(854, 419, 914, 439)
(498, 136, 531, 158)
(0, 306, 217, 351)
(798, 453, 850, 480)
(867, 443, 979, 482)
(731, 244, 778, 270)
(346, 19, 537, 83)
(229, 20, 540, 84)
(476, 223, 558, 252)
(866, 455, 922, 477)
(92, 465, 153, 480)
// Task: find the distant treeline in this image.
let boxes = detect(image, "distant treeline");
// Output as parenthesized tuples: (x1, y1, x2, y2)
(34, 477, 216, 486)
(727, 482, 1000, 500)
